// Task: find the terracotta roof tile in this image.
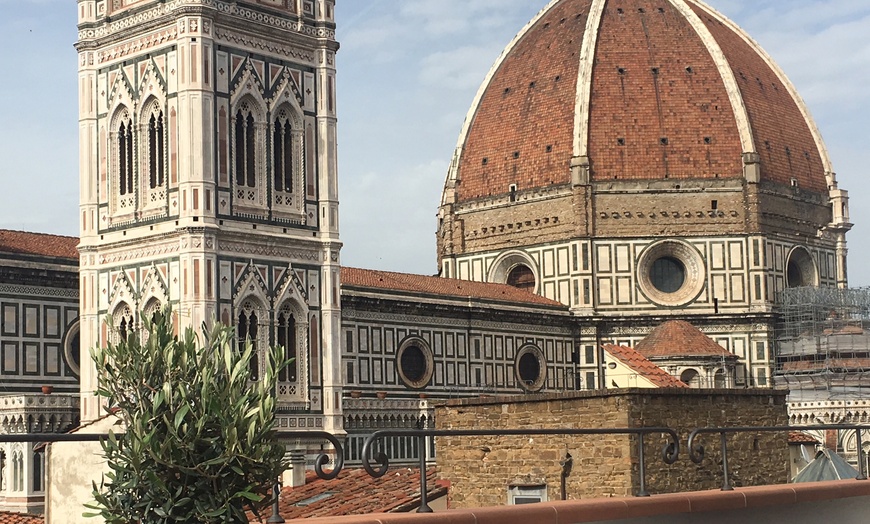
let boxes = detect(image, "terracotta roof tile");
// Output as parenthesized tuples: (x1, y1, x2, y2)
(789, 431, 820, 445)
(634, 321, 736, 359)
(603, 344, 689, 388)
(0, 512, 43, 524)
(0, 229, 78, 260)
(248, 467, 445, 522)
(688, 0, 827, 193)
(341, 267, 565, 308)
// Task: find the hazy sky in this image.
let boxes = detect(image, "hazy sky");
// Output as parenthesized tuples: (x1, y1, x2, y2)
(1, 1, 868, 285)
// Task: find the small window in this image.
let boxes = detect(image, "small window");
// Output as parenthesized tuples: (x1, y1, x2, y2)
(509, 485, 547, 505)
(584, 345, 595, 364)
(32, 452, 43, 492)
(757, 368, 768, 386)
(586, 371, 595, 390)
(755, 342, 766, 361)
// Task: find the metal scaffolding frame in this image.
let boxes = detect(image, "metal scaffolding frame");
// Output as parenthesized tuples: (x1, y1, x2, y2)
(775, 287, 870, 400)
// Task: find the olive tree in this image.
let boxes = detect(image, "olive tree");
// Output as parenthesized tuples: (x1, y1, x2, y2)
(86, 307, 289, 523)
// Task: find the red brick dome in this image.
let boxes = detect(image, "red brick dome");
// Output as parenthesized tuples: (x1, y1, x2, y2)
(444, 0, 833, 203)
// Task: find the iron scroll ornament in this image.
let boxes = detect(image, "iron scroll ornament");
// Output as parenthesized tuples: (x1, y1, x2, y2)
(687, 424, 870, 491)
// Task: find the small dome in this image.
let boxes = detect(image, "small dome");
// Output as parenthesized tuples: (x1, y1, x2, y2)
(444, 0, 833, 203)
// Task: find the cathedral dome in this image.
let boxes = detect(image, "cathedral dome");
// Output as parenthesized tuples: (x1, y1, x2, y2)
(443, 0, 833, 204)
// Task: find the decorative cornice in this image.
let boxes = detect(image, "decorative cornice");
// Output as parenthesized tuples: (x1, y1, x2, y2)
(343, 307, 572, 337)
(0, 284, 78, 300)
(216, 240, 321, 262)
(214, 28, 316, 63)
(79, 0, 335, 43)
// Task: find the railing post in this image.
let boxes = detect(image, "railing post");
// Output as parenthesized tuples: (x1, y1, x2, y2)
(857, 428, 867, 481)
(266, 482, 285, 523)
(636, 432, 649, 497)
(417, 434, 433, 513)
(720, 431, 733, 491)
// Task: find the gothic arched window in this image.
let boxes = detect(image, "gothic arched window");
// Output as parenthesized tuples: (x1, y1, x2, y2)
(237, 300, 262, 381)
(275, 308, 298, 383)
(116, 111, 134, 197)
(12, 451, 22, 492)
(147, 109, 165, 189)
(273, 110, 294, 194)
(234, 102, 257, 189)
(113, 304, 135, 342)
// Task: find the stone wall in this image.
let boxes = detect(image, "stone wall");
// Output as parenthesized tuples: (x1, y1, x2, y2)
(435, 388, 789, 509)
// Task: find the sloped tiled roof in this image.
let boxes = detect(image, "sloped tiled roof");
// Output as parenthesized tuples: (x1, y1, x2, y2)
(0, 512, 43, 524)
(789, 431, 820, 445)
(248, 467, 446, 522)
(0, 229, 78, 260)
(603, 344, 689, 389)
(341, 267, 565, 308)
(634, 321, 736, 359)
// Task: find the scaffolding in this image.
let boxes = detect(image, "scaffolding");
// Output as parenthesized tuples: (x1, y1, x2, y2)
(775, 287, 870, 400)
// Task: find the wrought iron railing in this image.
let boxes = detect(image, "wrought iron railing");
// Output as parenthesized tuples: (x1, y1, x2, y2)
(687, 424, 870, 492)
(0, 430, 344, 524)
(360, 427, 681, 512)
(5, 424, 870, 519)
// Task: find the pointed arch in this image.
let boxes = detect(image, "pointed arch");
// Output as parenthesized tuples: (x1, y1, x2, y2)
(136, 60, 168, 103)
(139, 95, 167, 208)
(107, 270, 136, 312)
(269, 99, 305, 215)
(274, 296, 309, 403)
(139, 265, 169, 313)
(109, 104, 136, 215)
(230, 64, 268, 212)
(231, 95, 266, 210)
(233, 263, 270, 305)
(112, 302, 135, 342)
(235, 296, 268, 382)
(272, 266, 310, 402)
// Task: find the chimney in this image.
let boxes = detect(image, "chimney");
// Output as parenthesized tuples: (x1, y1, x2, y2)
(284, 449, 307, 488)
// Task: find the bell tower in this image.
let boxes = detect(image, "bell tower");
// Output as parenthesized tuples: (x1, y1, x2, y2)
(75, 0, 342, 432)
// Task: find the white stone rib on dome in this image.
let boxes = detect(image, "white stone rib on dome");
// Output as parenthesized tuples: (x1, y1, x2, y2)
(572, 0, 606, 159)
(687, 0, 835, 179)
(668, 0, 755, 155)
(441, 0, 564, 206)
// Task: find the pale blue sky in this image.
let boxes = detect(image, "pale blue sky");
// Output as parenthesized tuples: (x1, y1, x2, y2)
(0, 1, 868, 284)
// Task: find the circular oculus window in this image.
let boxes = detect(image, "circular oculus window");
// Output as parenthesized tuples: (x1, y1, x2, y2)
(637, 240, 706, 306)
(396, 337, 434, 389)
(62, 320, 81, 377)
(515, 344, 546, 392)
